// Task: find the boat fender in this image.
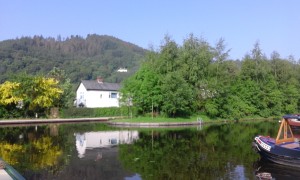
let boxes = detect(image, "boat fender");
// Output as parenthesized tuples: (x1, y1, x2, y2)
(252, 142, 260, 152)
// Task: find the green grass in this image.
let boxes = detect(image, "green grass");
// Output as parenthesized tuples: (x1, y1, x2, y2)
(112, 114, 278, 123)
(112, 114, 219, 123)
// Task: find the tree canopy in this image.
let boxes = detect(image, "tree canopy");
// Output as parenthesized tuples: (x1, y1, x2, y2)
(0, 72, 64, 118)
(121, 35, 300, 118)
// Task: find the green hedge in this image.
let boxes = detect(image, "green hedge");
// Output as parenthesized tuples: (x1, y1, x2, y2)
(60, 106, 137, 118)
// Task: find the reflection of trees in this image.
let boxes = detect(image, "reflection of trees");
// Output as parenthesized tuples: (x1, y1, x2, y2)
(0, 126, 63, 175)
(27, 137, 62, 170)
(0, 122, 118, 177)
(119, 121, 278, 179)
(0, 143, 24, 165)
(0, 136, 62, 171)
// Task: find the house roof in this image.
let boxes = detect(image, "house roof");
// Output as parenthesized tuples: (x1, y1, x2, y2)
(81, 80, 120, 91)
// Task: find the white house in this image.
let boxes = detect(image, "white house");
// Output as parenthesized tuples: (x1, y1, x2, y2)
(117, 68, 128, 72)
(75, 77, 121, 108)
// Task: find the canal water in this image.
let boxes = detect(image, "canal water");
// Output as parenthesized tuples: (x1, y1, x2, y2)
(0, 120, 299, 179)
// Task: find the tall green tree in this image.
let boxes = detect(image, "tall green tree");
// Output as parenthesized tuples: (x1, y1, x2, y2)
(160, 72, 194, 117)
(48, 67, 72, 108)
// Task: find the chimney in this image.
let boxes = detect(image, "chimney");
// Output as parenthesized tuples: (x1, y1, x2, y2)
(97, 77, 103, 83)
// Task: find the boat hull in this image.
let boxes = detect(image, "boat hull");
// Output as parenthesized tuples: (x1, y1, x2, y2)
(253, 136, 300, 167)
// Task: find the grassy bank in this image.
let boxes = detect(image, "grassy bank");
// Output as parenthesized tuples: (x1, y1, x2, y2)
(113, 115, 217, 123)
(112, 115, 279, 123)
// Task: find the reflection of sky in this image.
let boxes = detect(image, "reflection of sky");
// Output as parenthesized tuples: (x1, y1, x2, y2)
(125, 174, 142, 180)
(231, 165, 246, 180)
(74, 131, 139, 158)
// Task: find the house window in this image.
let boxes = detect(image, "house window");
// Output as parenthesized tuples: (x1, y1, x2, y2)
(100, 94, 102, 98)
(110, 92, 117, 98)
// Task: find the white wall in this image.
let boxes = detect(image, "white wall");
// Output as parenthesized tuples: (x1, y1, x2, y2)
(76, 83, 120, 108)
(85, 90, 119, 108)
(76, 83, 87, 107)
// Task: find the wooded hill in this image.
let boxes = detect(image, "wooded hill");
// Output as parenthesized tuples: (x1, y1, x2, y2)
(0, 34, 147, 84)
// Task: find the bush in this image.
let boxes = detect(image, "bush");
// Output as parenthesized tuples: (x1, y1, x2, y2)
(60, 106, 138, 118)
(60, 107, 95, 118)
(0, 105, 24, 119)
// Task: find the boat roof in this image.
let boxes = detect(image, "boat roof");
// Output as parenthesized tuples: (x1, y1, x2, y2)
(283, 114, 300, 120)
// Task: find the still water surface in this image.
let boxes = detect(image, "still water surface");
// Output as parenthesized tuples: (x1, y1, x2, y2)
(1, 121, 300, 179)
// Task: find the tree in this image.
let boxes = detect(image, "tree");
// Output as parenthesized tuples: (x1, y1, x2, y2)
(157, 35, 179, 74)
(160, 72, 194, 117)
(121, 57, 162, 115)
(213, 38, 231, 85)
(0, 81, 22, 105)
(0, 81, 24, 118)
(48, 67, 72, 108)
(30, 76, 63, 109)
(3, 73, 63, 117)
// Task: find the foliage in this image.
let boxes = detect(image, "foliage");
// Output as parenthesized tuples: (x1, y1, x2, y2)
(48, 67, 73, 108)
(93, 106, 136, 117)
(121, 34, 300, 119)
(29, 77, 63, 109)
(0, 73, 63, 118)
(0, 81, 22, 104)
(160, 72, 194, 117)
(60, 106, 134, 118)
(60, 107, 95, 118)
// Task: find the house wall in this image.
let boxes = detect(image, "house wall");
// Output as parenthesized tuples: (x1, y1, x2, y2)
(76, 83, 120, 108)
(76, 83, 87, 107)
(85, 90, 119, 108)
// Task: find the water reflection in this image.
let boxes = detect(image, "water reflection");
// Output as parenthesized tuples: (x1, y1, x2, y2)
(75, 130, 139, 158)
(0, 121, 280, 179)
(253, 159, 300, 179)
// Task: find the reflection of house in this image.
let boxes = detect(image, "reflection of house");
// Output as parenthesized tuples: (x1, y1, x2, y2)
(75, 77, 120, 108)
(75, 131, 139, 158)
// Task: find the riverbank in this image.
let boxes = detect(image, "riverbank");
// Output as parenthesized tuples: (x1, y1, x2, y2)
(0, 117, 113, 126)
(0, 116, 276, 127)
(0, 116, 206, 127)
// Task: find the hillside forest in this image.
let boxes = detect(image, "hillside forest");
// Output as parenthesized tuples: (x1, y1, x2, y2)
(1, 33, 300, 119)
(0, 34, 147, 84)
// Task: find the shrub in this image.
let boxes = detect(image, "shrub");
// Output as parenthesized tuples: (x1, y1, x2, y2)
(60, 106, 138, 118)
(60, 107, 95, 118)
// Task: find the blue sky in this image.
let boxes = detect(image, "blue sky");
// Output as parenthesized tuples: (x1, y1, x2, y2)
(1, 0, 299, 60)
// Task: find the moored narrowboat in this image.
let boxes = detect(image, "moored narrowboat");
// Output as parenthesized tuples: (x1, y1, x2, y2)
(253, 115, 300, 167)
